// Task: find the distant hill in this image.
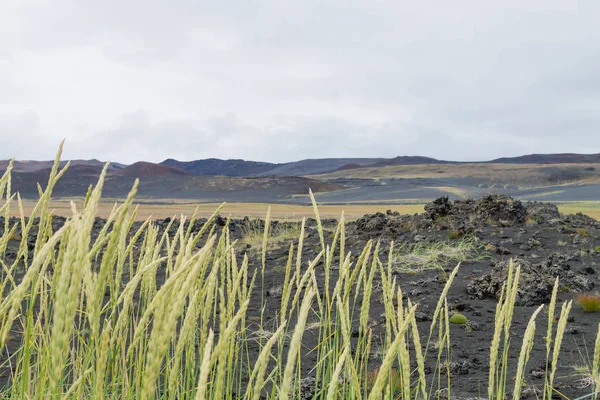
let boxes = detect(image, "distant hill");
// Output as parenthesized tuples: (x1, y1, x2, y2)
(6, 153, 600, 181)
(0, 159, 125, 173)
(5, 151, 600, 203)
(161, 158, 277, 176)
(4, 152, 600, 203)
(259, 158, 385, 176)
(370, 156, 452, 167)
(161, 157, 385, 177)
(162, 153, 600, 178)
(116, 162, 189, 177)
(490, 153, 600, 164)
(8, 163, 341, 200)
(332, 163, 364, 172)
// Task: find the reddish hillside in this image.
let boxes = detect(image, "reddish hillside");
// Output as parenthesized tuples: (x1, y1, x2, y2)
(114, 162, 189, 177)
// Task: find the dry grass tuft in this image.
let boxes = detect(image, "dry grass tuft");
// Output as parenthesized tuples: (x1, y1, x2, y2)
(576, 293, 600, 312)
(392, 237, 480, 273)
(576, 228, 590, 237)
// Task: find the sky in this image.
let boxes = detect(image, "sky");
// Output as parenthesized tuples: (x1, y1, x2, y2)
(1, 0, 599, 164)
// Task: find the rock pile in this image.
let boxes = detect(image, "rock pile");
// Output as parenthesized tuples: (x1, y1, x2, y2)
(467, 254, 594, 306)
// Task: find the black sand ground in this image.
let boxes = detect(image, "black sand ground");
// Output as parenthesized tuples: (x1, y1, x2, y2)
(1, 194, 600, 398)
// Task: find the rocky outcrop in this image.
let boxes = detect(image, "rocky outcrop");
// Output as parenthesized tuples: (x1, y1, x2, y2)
(466, 254, 594, 306)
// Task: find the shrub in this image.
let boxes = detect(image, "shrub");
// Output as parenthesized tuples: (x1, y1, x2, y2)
(449, 313, 467, 324)
(525, 216, 539, 226)
(448, 229, 462, 240)
(575, 293, 600, 312)
(576, 228, 589, 237)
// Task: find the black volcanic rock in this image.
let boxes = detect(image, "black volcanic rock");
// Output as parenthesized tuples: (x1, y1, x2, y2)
(467, 254, 594, 306)
(525, 201, 561, 223)
(472, 194, 527, 225)
(425, 196, 453, 220)
(422, 194, 527, 235)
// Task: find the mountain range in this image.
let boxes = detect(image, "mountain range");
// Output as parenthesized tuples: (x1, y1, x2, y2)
(1, 153, 599, 203)
(3, 153, 600, 177)
(164, 153, 600, 177)
(162, 153, 600, 176)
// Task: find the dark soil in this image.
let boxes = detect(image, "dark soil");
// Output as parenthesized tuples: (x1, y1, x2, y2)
(2, 194, 600, 398)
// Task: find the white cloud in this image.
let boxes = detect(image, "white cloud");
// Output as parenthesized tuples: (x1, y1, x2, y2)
(1, 0, 599, 163)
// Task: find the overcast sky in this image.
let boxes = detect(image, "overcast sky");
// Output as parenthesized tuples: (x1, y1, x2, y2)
(1, 1, 599, 164)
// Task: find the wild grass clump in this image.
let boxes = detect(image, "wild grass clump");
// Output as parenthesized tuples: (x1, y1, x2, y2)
(576, 293, 600, 312)
(0, 141, 595, 399)
(448, 229, 462, 240)
(576, 228, 590, 237)
(392, 237, 480, 273)
(241, 217, 300, 250)
(525, 216, 539, 226)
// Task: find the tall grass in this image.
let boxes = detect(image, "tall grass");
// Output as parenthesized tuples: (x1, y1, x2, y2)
(0, 142, 596, 399)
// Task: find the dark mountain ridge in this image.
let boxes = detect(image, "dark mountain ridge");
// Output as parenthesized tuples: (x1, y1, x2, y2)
(0, 159, 126, 173)
(116, 162, 190, 177)
(3, 153, 600, 181)
(162, 158, 277, 177)
(160, 153, 600, 177)
(370, 156, 454, 167)
(489, 153, 600, 164)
